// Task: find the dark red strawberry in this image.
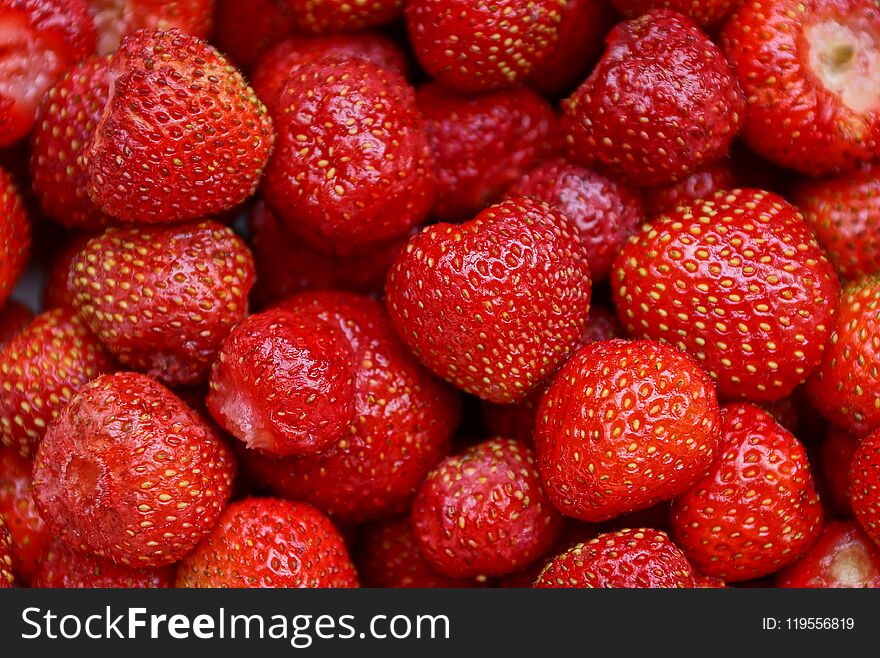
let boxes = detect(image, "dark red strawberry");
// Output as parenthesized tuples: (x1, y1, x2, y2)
(406, 0, 563, 93)
(508, 158, 644, 281)
(0, 165, 29, 308)
(386, 197, 592, 403)
(69, 221, 254, 386)
(83, 29, 274, 223)
(722, 0, 880, 175)
(87, 0, 214, 55)
(481, 391, 541, 445)
(0, 299, 31, 347)
(695, 575, 727, 588)
(264, 57, 433, 256)
(563, 10, 744, 185)
(42, 233, 93, 310)
(777, 521, 880, 587)
(33, 372, 236, 566)
(176, 497, 359, 588)
(643, 158, 738, 217)
(418, 83, 561, 221)
(534, 528, 695, 588)
(285, 0, 402, 34)
(0, 0, 97, 146)
(585, 304, 623, 342)
(612, 0, 736, 28)
(0, 448, 49, 583)
(821, 426, 859, 517)
(850, 427, 880, 546)
(498, 518, 596, 588)
(536, 339, 721, 521)
(212, 0, 296, 70)
(614, 189, 840, 401)
(32, 540, 175, 588)
(671, 403, 824, 581)
(0, 516, 13, 587)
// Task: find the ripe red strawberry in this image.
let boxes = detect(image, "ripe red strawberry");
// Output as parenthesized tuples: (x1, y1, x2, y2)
(208, 307, 357, 456)
(418, 83, 561, 221)
(411, 438, 564, 578)
(695, 575, 727, 588)
(0, 0, 97, 146)
(536, 339, 721, 521)
(850, 427, 880, 546)
(806, 276, 880, 436)
(176, 497, 359, 588)
(563, 10, 744, 185)
(0, 299, 32, 347)
(30, 55, 114, 230)
(793, 163, 880, 280)
(643, 158, 738, 217)
(86, 0, 214, 55)
(32, 540, 175, 588)
(671, 403, 824, 581)
(0, 307, 115, 458)
(722, 0, 880, 175)
(33, 372, 236, 566)
(820, 426, 859, 517)
(42, 233, 94, 310)
(406, 0, 563, 93)
(0, 166, 29, 308)
(508, 158, 644, 281)
(611, 0, 736, 28)
(386, 197, 592, 404)
(285, 0, 402, 34)
(0, 516, 14, 587)
(534, 528, 695, 588)
(614, 189, 840, 401)
(263, 57, 432, 256)
(585, 304, 623, 342)
(0, 449, 49, 583)
(69, 221, 254, 386)
(776, 521, 880, 588)
(212, 0, 296, 70)
(239, 292, 460, 522)
(83, 29, 274, 223)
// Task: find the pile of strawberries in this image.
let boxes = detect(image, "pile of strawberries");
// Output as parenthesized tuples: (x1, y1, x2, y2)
(0, 0, 880, 590)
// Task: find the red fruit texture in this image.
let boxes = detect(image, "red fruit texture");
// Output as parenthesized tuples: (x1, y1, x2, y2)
(777, 521, 880, 588)
(83, 29, 274, 223)
(42, 233, 94, 310)
(87, 0, 214, 55)
(586, 304, 623, 342)
(33, 540, 175, 588)
(671, 403, 824, 581)
(285, 0, 402, 34)
(0, 449, 48, 584)
(821, 426, 859, 517)
(850, 428, 880, 546)
(536, 339, 721, 521)
(0, 517, 13, 587)
(614, 189, 840, 402)
(643, 159, 738, 217)
(411, 438, 564, 578)
(0, 165, 29, 308)
(176, 498, 359, 588)
(386, 197, 592, 404)
(211, 0, 296, 70)
(33, 372, 236, 566)
(612, 0, 736, 28)
(0, 299, 32, 347)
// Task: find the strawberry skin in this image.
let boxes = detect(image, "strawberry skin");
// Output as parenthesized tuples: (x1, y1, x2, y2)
(33, 372, 236, 566)
(613, 189, 840, 402)
(643, 158, 738, 217)
(0, 517, 13, 587)
(386, 197, 592, 404)
(820, 426, 859, 517)
(612, 0, 736, 28)
(776, 521, 880, 588)
(0, 299, 32, 347)
(0, 449, 48, 584)
(87, 0, 214, 55)
(33, 540, 175, 588)
(0, 166, 29, 309)
(212, 0, 296, 70)
(411, 437, 564, 578)
(285, 0, 402, 34)
(536, 339, 722, 521)
(176, 497, 359, 588)
(563, 10, 744, 185)
(671, 403, 824, 581)
(850, 428, 880, 546)
(534, 528, 695, 588)
(83, 29, 274, 223)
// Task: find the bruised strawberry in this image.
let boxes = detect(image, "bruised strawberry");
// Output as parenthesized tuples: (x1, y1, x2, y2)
(212, 0, 296, 70)
(0, 299, 31, 347)
(671, 403, 824, 581)
(643, 158, 738, 217)
(418, 83, 561, 221)
(69, 221, 254, 386)
(612, 0, 736, 28)
(563, 10, 744, 186)
(0, 449, 48, 583)
(87, 0, 214, 55)
(614, 189, 840, 401)
(850, 428, 880, 546)
(537, 339, 721, 521)
(821, 426, 859, 517)
(83, 29, 274, 223)
(176, 497, 358, 588)
(411, 438, 564, 578)
(0, 165, 29, 308)
(33, 372, 236, 566)
(386, 197, 592, 404)
(0, 516, 13, 587)
(722, 0, 880, 175)
(33, 540, 175, 588)
(264, 57, 432, 256)
(0, 308, 115, 457)
(777, 521, 880, 587)
(285, 0, 402, 34)
(534, 528, 695, 588)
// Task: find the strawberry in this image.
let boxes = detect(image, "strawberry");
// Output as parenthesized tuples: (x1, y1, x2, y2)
(498, 518, 596, 588)
(536, 339, 721, 521)
(534, 528, 695, 588)
(0, 516, 13, 587)
(0, 165, 29, 308)
(695, 575, 727, 588)
(33, 372, 236, 566)
(263, 57, 433, 256)
(386, 197, 592, 404)
(212, 0, 296, 70)
(0, 299, 32, 347)
(585, 304, 623, 342)
(411, 437, 564, 578)
(563, 10, 744, 186)
(32, 540, 175, 588)
(670, 403, 824, 581)
(820, 426, 859, 517)
(42, 233, 94, 310)
(613, 189, 840, 402)
(406, 0, 564, 93)
(418, 83, 561, 221)
(793, 163, 880, 280)
(722, 0, 880, 175)
(508, 158, 644, 281)
(643, 158, 738, 217)
(69, 221, 254, 386)
(239, 292, 460, 523)
(176, 497, 359, 588)
(0, 0, 97, 146)
(0, 449, 49, 583)
(611, 0, 736, 28)
(0, 307, 115, 458)
(850, 427, 880, 546)
(83, 29, 274, 223)
(207, 307, 357, 456)
(86, 0, 214, 55)
(776, 521, 880, 588)
(285, 0, 402, 34)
